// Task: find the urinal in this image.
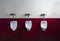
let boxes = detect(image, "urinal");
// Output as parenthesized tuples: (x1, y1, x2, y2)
(25, 21, 32, 31)
(41, 21, 47, 31)
(10, 21, 17, 31)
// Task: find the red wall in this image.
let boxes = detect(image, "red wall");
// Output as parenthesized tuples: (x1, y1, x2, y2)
(0, 18, 60, 41)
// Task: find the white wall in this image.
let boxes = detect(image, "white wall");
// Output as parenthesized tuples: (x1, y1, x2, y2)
(0, 0, 60, 18)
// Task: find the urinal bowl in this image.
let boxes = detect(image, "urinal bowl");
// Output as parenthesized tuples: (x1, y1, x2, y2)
(41, 21, 47, 31)
(10, 21, 17, 31)
(25, 21, 32, 31)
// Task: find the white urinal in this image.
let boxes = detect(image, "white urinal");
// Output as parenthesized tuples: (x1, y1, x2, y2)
(10, 21, 17, 31)
(25, 21, 32, 31)
(41, 21, 47, 31)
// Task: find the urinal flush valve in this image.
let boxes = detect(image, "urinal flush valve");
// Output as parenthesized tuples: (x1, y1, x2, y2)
(25, 13, 31, 18)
